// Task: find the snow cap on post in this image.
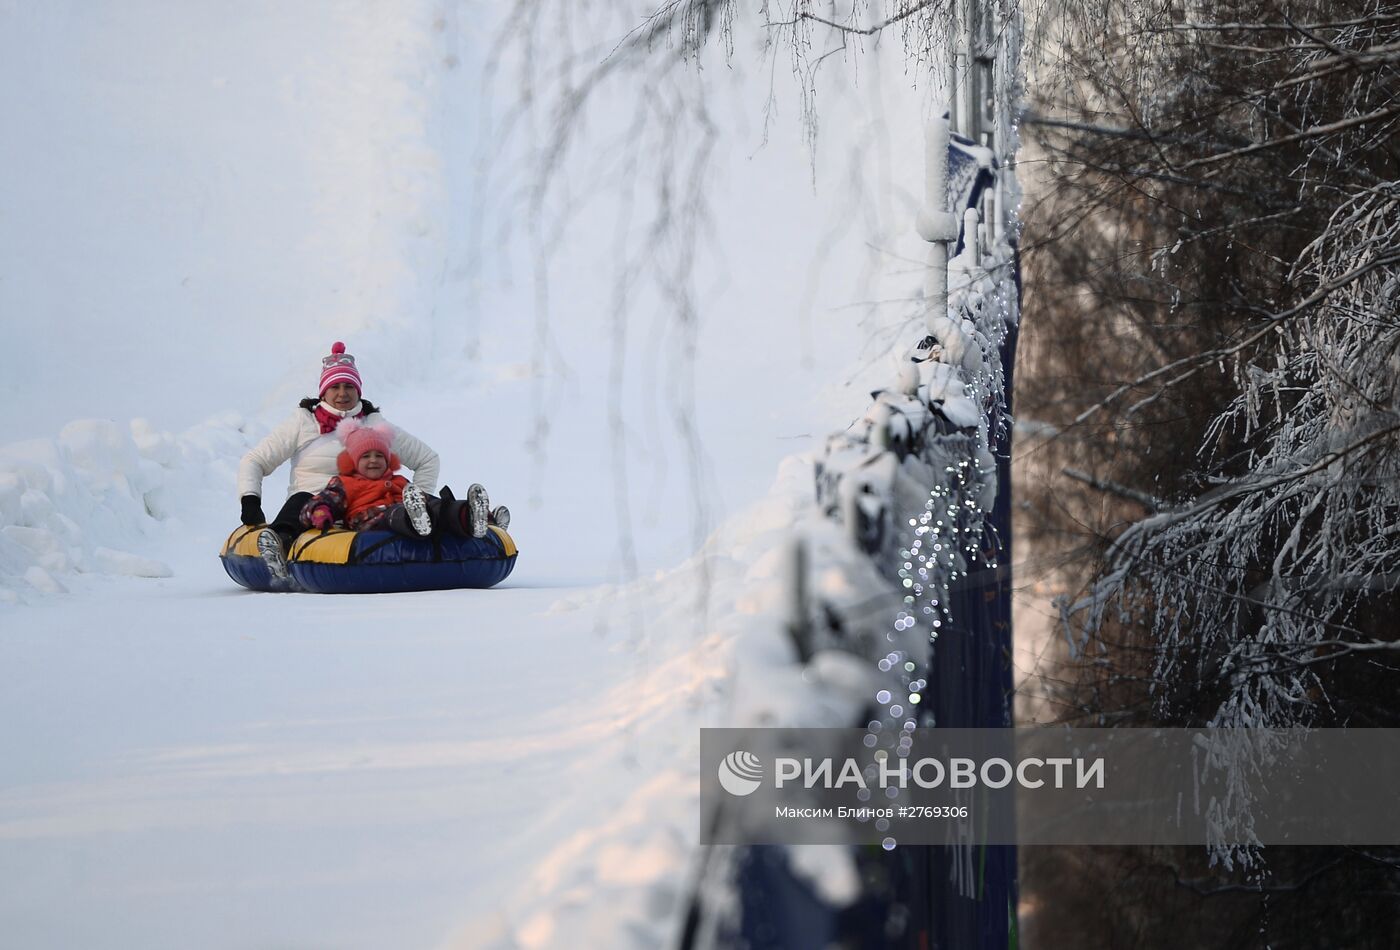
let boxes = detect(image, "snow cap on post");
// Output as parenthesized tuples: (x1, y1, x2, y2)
(319, 341, 363, 396)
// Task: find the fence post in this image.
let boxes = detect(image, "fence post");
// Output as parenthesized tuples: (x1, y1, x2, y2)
(918, 116, 959, 335)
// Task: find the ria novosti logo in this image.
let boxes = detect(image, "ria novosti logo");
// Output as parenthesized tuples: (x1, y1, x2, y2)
(718, 750, 764, 796)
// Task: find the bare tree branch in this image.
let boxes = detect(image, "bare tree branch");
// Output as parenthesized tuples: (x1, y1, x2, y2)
(766, 0, 941, 37)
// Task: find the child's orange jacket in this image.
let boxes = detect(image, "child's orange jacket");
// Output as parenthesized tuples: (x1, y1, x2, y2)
(301, 474, 409, 530)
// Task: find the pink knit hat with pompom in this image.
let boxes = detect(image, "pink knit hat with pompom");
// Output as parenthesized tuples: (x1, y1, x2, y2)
(319, 341, 363, 396)
(336, 418, 400, 475)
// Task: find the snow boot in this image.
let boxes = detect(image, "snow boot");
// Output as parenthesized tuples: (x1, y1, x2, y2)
(256, 527, 290, 581)
(402, 484, 433, 537)
(465, 483, 490, 539)
(489, 505, 510, 531)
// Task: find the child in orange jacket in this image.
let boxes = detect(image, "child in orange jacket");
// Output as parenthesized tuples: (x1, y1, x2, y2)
(299, 419, 490, 539)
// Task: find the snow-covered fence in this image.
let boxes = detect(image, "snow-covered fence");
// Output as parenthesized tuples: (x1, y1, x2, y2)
(814, 126, 1012, 603)
(677, 4, 1024, 945)
(687, 116, 1022, 950)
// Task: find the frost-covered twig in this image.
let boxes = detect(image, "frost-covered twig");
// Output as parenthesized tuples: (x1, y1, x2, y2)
(1063, 467, 1163, 512)
(1070, 250, 1400, 428)
(1177, 103, 1400, 170)
(766, 0, 939, 37)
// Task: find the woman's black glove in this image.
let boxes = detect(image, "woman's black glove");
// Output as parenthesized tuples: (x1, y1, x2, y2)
(240, 495, 267, 526)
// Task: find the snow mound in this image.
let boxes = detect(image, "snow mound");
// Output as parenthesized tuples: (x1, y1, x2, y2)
(0, 415, 252, 605)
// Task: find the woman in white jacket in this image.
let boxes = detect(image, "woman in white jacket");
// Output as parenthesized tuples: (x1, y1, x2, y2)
(238, 342, 441, 570)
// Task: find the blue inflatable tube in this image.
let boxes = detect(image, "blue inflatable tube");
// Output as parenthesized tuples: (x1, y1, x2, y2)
(220, 524, 518, 594)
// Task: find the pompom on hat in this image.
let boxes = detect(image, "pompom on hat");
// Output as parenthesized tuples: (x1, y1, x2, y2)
(319, 341, 363, 396)
(336, 418, 400, 475)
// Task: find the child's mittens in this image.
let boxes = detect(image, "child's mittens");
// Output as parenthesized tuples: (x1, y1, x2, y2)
(307, 505, 335, 529)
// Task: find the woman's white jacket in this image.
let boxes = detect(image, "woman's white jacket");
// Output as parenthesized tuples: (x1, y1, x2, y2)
(237, 404, 440, 499)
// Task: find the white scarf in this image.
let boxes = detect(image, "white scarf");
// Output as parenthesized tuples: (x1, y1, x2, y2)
(318, 400, 364, 418)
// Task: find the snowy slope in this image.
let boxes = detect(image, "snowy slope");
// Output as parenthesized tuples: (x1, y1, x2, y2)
(0, 415, 898, 948)
(0, 3, 935, 948)
(0, 0, 452, 439)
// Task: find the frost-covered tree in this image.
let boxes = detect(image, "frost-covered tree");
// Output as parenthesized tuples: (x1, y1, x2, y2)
(1023, 0, 1400, 731)
(1019, 1, 1400, 945)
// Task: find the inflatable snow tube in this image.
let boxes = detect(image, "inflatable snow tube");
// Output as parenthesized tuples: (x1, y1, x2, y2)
(220, 524, 518, 594)
(221, 525, 283, 591)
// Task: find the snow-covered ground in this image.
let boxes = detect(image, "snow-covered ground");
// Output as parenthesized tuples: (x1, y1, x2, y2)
(0, 3, 942, 947)
(0, 413, 872, 948)
(0, 501, 740, 949)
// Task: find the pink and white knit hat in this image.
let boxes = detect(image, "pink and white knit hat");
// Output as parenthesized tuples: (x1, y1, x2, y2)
(319, 341, 363, 396)
(335, 418, 400, 475)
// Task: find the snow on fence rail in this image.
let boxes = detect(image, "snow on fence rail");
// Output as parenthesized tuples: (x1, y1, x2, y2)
(678, 118, 1021, 946)
(723, 122, 1016, 736)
